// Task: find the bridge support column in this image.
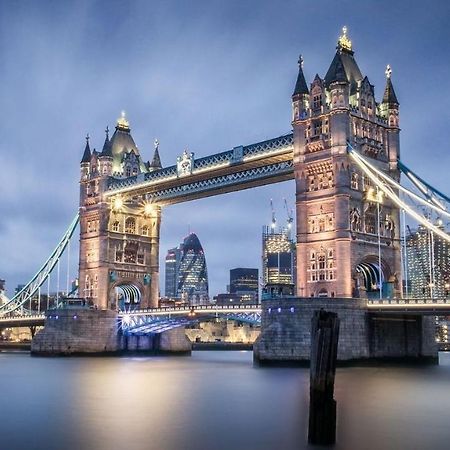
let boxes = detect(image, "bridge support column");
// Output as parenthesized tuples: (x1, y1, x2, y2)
(254, 298, 438, 364)
(31, 308, 120, 355)
(369, 314, 438, 360)
(121, 328, 191, 354)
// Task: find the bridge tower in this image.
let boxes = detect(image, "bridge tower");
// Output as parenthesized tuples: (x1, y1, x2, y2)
(78, 114, 162, 309)
(292, 28, 401, 299)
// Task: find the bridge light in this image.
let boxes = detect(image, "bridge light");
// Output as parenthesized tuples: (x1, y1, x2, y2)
(122, 314, 131, 325)
(113, 197, 124, 211)
(144, 203, 153, 216)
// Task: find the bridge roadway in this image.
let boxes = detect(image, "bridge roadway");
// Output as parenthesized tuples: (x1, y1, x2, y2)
(0, 299, 449, 329)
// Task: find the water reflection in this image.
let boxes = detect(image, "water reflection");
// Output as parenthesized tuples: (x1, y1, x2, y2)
(0, 352, 449, 450)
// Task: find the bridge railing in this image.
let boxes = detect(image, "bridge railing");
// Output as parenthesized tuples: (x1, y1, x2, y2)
(367, 298, 450, 305)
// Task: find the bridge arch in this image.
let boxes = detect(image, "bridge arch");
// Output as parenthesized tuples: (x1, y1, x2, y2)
(111, 281, 143, 311)
(354, 255, 391, 298)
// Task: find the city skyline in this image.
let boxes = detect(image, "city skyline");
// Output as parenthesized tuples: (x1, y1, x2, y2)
(1, 1, 450, 297)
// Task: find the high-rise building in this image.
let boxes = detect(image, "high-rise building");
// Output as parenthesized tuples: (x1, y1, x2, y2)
(262, 226, 295, 287)
(230, 268, 258, 302)
(406, 223, 450, 298)
(165, 247, 182, 298)
(177, 233, 209, 305)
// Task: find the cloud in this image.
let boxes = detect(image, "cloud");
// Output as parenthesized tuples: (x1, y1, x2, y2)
(1, 0, 450, 297)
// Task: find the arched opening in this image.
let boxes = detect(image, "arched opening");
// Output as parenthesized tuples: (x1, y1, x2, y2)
(114, 283, 142, 311)
(125, 217, 136, 234)
(355, 257, 392, 299)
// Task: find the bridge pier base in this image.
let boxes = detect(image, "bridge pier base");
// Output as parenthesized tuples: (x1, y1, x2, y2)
(254, 298, 438, 364)
(121, 328, 191, 354)
(31, 308, 120, 355)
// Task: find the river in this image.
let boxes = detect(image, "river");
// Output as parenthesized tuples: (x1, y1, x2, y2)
(0, 351, 449, 450)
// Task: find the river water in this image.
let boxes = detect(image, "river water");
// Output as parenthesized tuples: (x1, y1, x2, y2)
(0, 351, 449, 450)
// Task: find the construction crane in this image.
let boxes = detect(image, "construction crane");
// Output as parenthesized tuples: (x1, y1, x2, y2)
(270, 199, 277, 231)
(284, 198, 294, 231)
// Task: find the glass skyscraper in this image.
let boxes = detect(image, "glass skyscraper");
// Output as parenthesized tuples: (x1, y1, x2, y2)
(262, 225, 295, 287)
(165, 247, 182, 298)
(406, 223, 450, 298)
(230, 268, 258, 302)
(176, 233, 209, 305)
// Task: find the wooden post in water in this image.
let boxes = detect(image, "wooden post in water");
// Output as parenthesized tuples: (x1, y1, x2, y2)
(308, 309, 340, 446)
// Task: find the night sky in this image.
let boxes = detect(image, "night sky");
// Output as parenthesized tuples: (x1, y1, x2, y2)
(1, 0, 450, 297)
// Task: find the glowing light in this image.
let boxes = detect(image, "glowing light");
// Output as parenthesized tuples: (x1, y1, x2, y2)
(122, 314, 131, 325)
(144, 203, 153, 216)
(338, 26, 352, 51)
(117, 110, 130, 129)
(113, 197, 123, 211)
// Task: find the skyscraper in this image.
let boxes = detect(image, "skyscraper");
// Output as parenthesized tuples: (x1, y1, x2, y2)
(177, 233, 209, 305)
(230, 268, 258, 302)
(165, 247, 182, 298)
(262, 226, 295, 287)
(406, 223, 450, 298)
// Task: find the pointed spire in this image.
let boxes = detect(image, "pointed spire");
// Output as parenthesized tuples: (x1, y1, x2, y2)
(326, 53, 347, 86)
(382, 65, 399, 105)
(149, 138, 162, 170)
(100, 125, 113, 157)
(80, 133, 91, 164)
(293, 54, 309, 96)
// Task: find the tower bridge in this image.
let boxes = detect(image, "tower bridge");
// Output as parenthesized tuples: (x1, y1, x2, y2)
(1, 28, 450, 360)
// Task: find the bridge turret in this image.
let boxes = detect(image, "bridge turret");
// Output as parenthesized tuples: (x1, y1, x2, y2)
(380, 65, 400, 166)
(80, 134, 91, 181)
(98, 126, 113, 177)
(292, 55, 309, 123)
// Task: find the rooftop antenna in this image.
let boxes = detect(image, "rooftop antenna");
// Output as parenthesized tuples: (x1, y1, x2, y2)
(270, 199, 277, 232)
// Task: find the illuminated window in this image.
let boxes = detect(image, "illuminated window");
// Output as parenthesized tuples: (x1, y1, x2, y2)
(112, 221, 120, 232)
(313, 94, 322, 109)
(125, 217, 136, 234)
(351, 172, 359, 190)
(313, 120, 322, 136)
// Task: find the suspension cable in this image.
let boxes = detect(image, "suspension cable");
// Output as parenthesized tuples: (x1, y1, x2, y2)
(348, 147, 450, 245)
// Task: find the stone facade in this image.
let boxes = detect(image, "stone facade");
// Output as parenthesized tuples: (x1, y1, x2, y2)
(31, 308, 191, 355)
(292, 29, 401, 299)
(79, 117, 161, 310)
(254, 298, 438, 363)
(31, 308, 120, 355)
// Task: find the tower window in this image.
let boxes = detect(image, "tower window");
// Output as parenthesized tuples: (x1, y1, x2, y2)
(142, 225, 149, 236)
(125, 217, 136, 234)
(313, 94, 322, 109)
(313, 120, 323, 137)
(112, 221, 120, 232)
(351, 172, 359, 190)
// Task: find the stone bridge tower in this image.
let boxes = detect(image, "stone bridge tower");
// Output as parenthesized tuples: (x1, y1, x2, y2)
(292, 28, 401, 299)
(78, 114, 162, 309)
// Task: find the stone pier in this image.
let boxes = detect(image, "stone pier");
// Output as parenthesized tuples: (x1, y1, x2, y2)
(31, 308, 191, 355)
(253, 298, 438, 364)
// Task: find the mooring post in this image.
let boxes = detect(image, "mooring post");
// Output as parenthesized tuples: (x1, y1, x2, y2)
(308, 309, 340, 446)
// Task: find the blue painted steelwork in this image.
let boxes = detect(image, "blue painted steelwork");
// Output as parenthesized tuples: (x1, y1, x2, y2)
(0, 215, 79, 316)
(146, 160, 294, 204)
(107, 133, 293, 194)
(398, 160, 450, 206)
(121, 309, 261, 335)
